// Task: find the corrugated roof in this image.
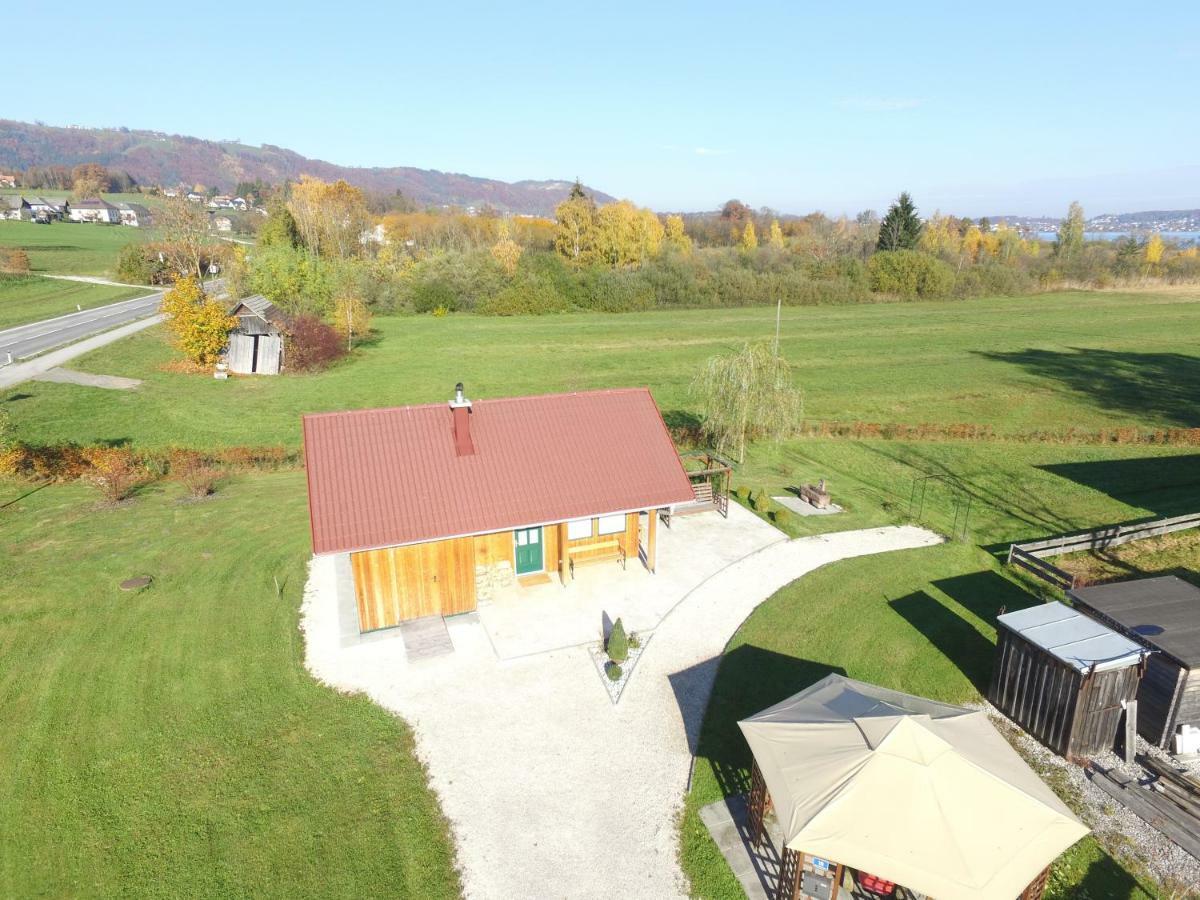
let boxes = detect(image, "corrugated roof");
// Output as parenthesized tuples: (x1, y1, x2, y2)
(303, 387, 696, 555)
(1069, 576, 1200, 667)
(997, 601, 1148, 673)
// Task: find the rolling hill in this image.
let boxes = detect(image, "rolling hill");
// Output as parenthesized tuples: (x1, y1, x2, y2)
(0, 119, 614, 215)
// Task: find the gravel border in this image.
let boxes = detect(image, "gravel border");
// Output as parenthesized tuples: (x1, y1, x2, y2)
(588, 634, 650, 704)
(978, 699, 1200, 890)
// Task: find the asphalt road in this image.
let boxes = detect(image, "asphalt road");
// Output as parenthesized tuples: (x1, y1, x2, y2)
(0, 278, 224, 364)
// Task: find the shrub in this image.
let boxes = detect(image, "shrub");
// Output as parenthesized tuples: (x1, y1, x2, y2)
(477, 273, 568, 316)
(773, 507, 796, 530)
(732, 485, 751, 503)
(81, 447, 149, 503)
(116, 243, 169, 284)
(3, 249, 30, 273)
(169, 449, 222, 498)
(161, 276, 236, 365)
(285, 315, 347, 372)
(867, 250, 955, 298)
(606, 617, 629, 663)
(750, 489, 771, 512)
(605, 661, 623, 681)
(954, 263, 1035, 298)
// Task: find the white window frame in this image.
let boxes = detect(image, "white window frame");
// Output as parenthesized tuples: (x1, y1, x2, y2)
(596, 514, 625, 536)
(566, 518, 593, 541)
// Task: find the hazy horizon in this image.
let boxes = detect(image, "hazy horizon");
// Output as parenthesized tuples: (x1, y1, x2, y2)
(8, 1, 1199, 218)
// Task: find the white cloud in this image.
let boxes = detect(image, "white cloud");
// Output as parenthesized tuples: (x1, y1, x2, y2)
(837, 97, 923, 112)
(693, 147, 730, 156)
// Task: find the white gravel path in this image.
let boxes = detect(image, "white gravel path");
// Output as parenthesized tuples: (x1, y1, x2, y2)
(302, 524, 941, 899)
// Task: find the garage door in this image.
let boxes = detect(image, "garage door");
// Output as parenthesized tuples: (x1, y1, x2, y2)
(350, 538, 477, 631)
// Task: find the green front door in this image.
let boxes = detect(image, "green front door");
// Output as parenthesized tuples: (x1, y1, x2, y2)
(514, 526, 543, 575)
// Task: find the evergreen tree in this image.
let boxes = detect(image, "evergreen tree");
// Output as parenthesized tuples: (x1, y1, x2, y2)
(876, 192, 923, 251)
(568, 178, 588, 202)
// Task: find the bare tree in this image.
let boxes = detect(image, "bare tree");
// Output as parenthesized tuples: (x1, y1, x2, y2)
(158, 198, 212, 280)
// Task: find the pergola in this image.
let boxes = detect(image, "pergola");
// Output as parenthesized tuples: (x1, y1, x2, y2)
(739, 674, 1089, 900)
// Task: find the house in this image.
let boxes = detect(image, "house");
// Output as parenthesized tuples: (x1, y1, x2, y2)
(225, 295, 289, 374)
(1, 196, 30, 221)
(0, 174, 16, 188)
(1069, 576, 1200, 750)
(208, 195, 234, 209)
(739, 674, 1089, 900)
(213, 215, 233, 232)
(115, 202, 153, 228)
(162, 187, 179, 198)
(68, 198, 120, 224)
(27, 196, 66, 220)
(186, 192, 204, 203)
(303, 386, 696, 632)
(231, 196, 248, 210)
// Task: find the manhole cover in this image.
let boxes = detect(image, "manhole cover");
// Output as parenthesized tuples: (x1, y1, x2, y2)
(120, 576, 153, 591)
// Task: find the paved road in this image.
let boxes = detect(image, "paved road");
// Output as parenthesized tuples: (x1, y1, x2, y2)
(0, 278, 224, 364)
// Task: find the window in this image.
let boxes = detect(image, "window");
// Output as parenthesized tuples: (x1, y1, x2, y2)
(597, 514, 625, 536)
(566, 518, 592, 541)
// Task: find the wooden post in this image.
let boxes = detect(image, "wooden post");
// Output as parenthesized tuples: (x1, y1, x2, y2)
(646, 508, 658, 574)
(558, 522, 570, 584)
(1123, 699, 1138, 765)
(777, 848, 802, 900)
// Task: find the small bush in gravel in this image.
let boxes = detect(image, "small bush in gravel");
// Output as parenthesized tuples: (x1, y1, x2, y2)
(606, 618, 629, 663)
(628, 632, 642, 649)
(605, 661, 622, 681)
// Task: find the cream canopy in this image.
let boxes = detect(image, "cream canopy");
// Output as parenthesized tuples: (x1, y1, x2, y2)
(739, 674, 1089, 900)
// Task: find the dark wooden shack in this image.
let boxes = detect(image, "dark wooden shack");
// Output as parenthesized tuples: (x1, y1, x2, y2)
(1069, 576, 1200, 750)
(226, 295, 290, 375)
(990, 602, 1148, 761)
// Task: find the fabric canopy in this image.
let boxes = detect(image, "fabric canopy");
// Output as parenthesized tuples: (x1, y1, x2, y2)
(739, 674, 1088, 900)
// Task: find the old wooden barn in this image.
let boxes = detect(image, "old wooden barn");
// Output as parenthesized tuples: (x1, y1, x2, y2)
(1068, 576, 1200, 750)
(303, 385, 696, 632)
(226, 295, 289, 374)
(989, 602, 1148, 761)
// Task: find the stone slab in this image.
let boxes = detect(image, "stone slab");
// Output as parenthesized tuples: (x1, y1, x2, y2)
(773, 495, 844, 517)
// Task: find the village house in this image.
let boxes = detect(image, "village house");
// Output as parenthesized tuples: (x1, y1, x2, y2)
(1, 196, 31, 220)
(27, 196, 67, 220)
(0, 173, 17, 188)
(68, 198, 121, 224)
(186, 192, 204, 203)
(212, 215, 233, 232)
(208, 195, 234, 208)
(115, 202, 153, 228)
(302, 386, 696, 632)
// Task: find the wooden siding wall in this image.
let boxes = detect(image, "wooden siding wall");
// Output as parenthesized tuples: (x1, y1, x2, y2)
(1173, 670, 1200, 740)
(989, 628, 1141, 759)
(351, 537, 476, 631)
(1141, 655, 1187, 747)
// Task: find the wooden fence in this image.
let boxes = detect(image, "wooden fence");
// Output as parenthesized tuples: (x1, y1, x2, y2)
(1007, 511, 1200, 590)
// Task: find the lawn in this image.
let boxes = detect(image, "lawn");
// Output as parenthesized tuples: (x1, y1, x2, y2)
(0, 218, 151, 277)
(3, 289, 1199, 897)
(1055, 528, 1200, 587)
(0, 472, 460, 898)
(4, 288, 1199, 449)
(0, 273, 148, 330)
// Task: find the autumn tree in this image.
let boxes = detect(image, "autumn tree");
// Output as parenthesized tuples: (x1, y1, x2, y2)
(664, 215, 692, 255)
(1144, 233, 1165, 269)
(720, 199, 751, 224)
(768, 220, 785, 250)
(258, 200, 301, 248)
(159, 197, 213, 280)
(333, 293, 374, 350)
(1054, 201, 1085, 260)
(876, 192, 923, 251)
(554, 181, 598, 263)
(593, 200, 664, 267)
(691, 342, 803, 464)
(71, 163, 110, 200)
(490, 220, 523, 274)
(161, 276, 235, 365)
(740, 221, 758, 251)
(287, 176, 370, 259)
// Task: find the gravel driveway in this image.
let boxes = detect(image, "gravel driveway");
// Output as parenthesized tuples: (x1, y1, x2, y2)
(302, 523, 941, 899)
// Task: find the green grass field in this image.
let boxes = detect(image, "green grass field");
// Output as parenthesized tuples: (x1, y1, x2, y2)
(5, 288, 1198, 449)
(3, 289, 1199, 897)
(0, 473, 460, 899)
(0, 274, 148, 329)
(0, 218, 151, 277)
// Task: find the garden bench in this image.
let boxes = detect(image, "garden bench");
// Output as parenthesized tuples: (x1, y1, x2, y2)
(567, 540, 627, 579)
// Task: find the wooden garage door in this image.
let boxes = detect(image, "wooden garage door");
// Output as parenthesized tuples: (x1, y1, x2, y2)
(350, 537, 476, 631)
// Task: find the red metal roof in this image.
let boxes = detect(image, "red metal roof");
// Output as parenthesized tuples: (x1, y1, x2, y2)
(302, 387, 695, 555)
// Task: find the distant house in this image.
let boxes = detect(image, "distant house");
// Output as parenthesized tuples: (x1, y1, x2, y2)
(1, 196, 31, 221)
(0, 174, 17, 188)
(208, 195, 234, 209)
(225, 295, 290, 375)
(231, 196, 248, 210)
(213, 215, 233, 233)
(27, 196, 66, 220)
(69, 198, 120, 224)
(162, 187, 179, 198)
(115, 202, 153, 228)
(186, 192, 204, 203)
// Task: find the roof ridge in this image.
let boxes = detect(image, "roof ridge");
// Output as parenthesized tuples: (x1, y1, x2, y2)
(300, 386, 651, 420)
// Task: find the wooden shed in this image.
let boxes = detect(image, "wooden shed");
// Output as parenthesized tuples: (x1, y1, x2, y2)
(226, 295, 289, 374)
(989, 602, 1148, 761)
(1068, 576, 1200, 749)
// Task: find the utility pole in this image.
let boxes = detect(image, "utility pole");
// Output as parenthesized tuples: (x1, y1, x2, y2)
(773, 295, 782, 357)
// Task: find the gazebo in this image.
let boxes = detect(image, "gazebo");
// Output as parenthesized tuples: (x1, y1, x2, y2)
(739, 674, 1089, 900)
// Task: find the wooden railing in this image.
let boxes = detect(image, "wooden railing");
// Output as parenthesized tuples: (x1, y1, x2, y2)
(1007, 511, 1200, 590)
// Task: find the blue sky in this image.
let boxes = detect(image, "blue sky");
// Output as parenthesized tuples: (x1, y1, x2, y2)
(10, 1, 1200, 216)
